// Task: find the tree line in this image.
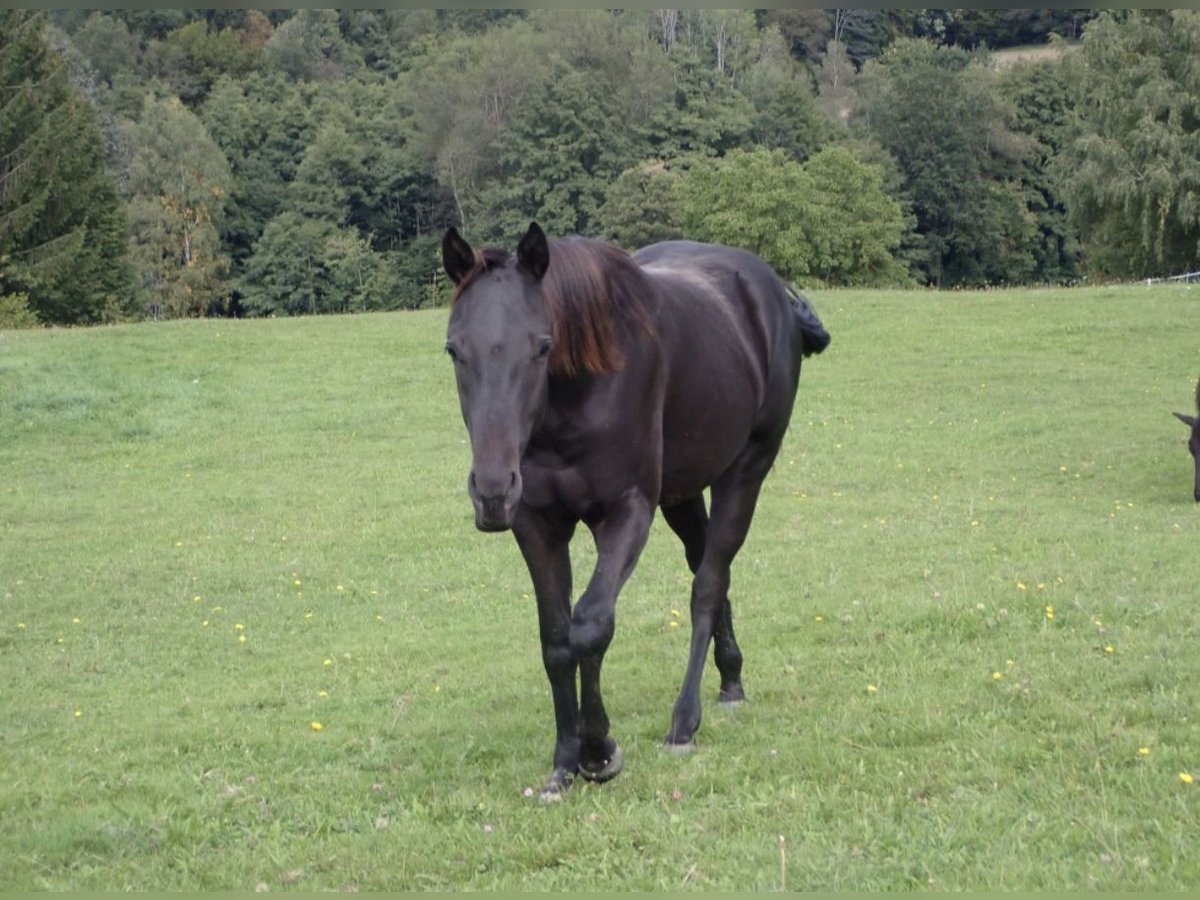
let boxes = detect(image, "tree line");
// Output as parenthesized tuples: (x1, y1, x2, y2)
(2, 9, 1198, 326)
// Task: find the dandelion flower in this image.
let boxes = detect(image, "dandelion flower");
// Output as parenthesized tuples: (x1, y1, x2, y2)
(16, 623, 25, 630)
(310, 721, 323, 732)
(992, 671, 1003, 681)
(669, 621, 680, 629)
(867, 684, 878, 694)
(72, 617, 81, 625)
(1138, 747, 1151, 757)
(336, 585, 345, 592)
(74, 709, 82, 718)
(1179, 772, 1194, 785)
(1017, 582, 1028, 592)
(670, 609, 681, 619)
(1104, 645, 1114, 655)
(318, 690, 328, 698)
(323, 658, 333, 667)
(235, 623, 244, 631)
(1045, 605, 1055, 620)
(814, 615, 825, 624)
(238, 634, 246, 644)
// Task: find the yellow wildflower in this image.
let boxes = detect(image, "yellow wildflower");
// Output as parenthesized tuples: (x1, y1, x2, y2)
(1179, 772, 1194, 785)
(311, 721, 323, 732)
(1138, 747, 1151, 757)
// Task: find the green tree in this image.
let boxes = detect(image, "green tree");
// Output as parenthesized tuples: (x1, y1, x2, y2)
(202, 71, 314, 273)
(148, 19, 260, 108)
(801, 146, 912, 285)
(1059, 10, 1200, 278)
(673, 146, 909, 286)
(264, 10, 355, 81)
(861, 38, 1037, 285)
(999, 56, 1080, 282)
(0, 10, 135, 324)
(740, 24, 831, 160)
(69, 12, 138, 88)
(124, 95, 233, 317)
(240, 211, 334, 316)
(594, 161, 683, 249)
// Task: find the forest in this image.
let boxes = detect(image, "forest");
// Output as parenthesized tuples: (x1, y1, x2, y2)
(3, 8, 1199, 326)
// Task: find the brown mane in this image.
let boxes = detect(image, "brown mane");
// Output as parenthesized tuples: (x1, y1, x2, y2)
(452, 237, 653, 378)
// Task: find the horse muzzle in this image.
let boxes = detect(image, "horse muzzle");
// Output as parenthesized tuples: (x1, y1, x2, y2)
(468, 469, 522, 532)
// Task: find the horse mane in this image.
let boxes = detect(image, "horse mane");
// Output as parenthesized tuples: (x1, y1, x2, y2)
(452, 237, 653, 378)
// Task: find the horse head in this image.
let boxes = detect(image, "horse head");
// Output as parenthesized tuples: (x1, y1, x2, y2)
(1174, 408, 1200, 503)
(443, 223, 553, 531)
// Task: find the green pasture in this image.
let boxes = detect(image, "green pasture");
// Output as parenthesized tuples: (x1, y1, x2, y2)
(2, 284, 1198, 890)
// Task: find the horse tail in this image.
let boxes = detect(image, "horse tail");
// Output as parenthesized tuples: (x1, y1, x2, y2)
(787, 285, 830, 357)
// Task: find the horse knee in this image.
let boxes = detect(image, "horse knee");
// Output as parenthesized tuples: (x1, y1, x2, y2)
(569, 610, 613, 659)
(541, 642, 574, 677)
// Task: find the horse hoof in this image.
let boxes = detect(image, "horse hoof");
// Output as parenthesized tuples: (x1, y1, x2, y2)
(538, 768, 573, 802)
(663, 739, 696, 756)
(579, 743, 624, 783)
(718, 685, 746, 707)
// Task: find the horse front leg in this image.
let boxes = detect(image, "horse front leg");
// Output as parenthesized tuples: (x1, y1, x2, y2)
(513, 509, 579, 801)
(572, 494, 654, 783)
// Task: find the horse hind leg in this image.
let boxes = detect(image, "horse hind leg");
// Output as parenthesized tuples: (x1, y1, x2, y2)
(666, 446, 778, 748)
(661, 496, 745, 707)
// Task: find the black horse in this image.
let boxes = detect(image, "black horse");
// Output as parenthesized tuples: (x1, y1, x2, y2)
(1174, 377, 1200, 502)
(441, 222, 829, 799)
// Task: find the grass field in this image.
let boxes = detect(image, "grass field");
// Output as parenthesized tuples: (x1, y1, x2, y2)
(2, 284, 1199, 890)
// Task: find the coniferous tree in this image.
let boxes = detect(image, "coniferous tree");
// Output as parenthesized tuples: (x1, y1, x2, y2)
(0, 10, 134, 324)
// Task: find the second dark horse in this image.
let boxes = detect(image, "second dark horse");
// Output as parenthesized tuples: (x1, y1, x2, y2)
(442, 222, 830, 800)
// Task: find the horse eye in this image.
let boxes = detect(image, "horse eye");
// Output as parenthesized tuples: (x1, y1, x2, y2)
(535, 338, 552, 359)
(444, 343, 459, 362)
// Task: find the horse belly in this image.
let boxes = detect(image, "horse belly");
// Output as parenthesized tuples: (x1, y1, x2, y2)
(658, 373, 757, 505)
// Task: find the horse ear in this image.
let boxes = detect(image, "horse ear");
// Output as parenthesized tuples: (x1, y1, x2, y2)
(517, 222, 549, 281)
(1175, 412, 1198, 428)
(442, 227, 475, 285)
